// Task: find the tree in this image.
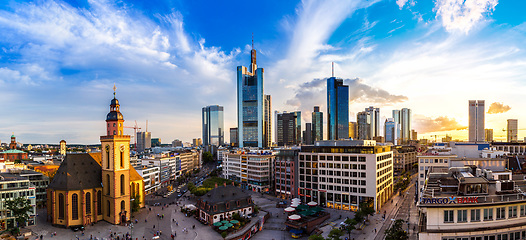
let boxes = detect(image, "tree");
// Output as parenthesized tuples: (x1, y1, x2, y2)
(327, 228, 343, 240)
(221, 231, 228, 239)
(6, 197, 32, 233)
(308, 234, 325, 240)
(131, 194, 141, 213)
(385, 219, 408, 240)
(202, 151, 213, 164)
(343, 218, 358, 239)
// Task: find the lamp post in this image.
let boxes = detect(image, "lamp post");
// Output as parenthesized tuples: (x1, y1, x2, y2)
(128, 222, 134, 239)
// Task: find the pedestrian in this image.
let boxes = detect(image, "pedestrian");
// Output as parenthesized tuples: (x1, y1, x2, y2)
(375, 228, 377, 233)
(153, 224, 155, 229)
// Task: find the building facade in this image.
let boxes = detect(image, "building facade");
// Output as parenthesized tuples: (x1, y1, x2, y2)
(385, 118, 400, 144)
(298, 140, 393, 212)
(303, 123, 313, 145)
(223, 152, 274, 192)
(196, 185, 254, 225)
(401, 108, 412, 143)
(507, 119, 518, 142)
(469, 100, 485, 142)
(312, 106, 323, 142)
(357, 111, 371, 140)
(276, 111, 301, 146)
(485, 129, 494, 142)
(136, 132, 151, 152)
(0, 173, 37, 231)
(327, 77, 349, 140)
(202, 105, 224, 146)
(392, 146, 417, 173)
(275, 149, 298, 200)
(229, 128, 238, 147)
(365, 106, 380, 138)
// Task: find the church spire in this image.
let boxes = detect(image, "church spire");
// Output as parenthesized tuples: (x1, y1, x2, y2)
(106, 85, 124, 136)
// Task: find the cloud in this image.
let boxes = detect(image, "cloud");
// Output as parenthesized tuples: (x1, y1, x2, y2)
(347, 78, 408, 103)
(487, 102, 511, 114)
(434, 0, 498, 33)
(396, 0, 409, 9)
(415, 115, 467, 133)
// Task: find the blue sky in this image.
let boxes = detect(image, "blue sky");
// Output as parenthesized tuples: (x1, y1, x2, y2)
(1, 0, 525, 144)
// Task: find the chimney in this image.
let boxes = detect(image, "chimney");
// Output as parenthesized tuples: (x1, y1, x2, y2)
(215, 183, 218, 188)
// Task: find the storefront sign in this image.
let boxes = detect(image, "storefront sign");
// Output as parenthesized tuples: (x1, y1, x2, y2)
(420, 196, 478, 204)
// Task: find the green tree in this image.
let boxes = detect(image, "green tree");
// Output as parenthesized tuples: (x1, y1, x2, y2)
(327, 228, 343, 240)
(343, 218, 358, 239)
(6, 197, 32, 232)
(202, 151, 213, 164)
(308, 234, 325, 240)
(131, 194, 141, 213)
(221, 231, 228, 239)
(385, 219, 408, 240)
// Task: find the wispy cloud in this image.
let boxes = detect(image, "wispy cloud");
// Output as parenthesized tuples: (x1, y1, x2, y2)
(434, 0, 498, 33)
(415, 115, 467, 133)
(487, 102, 511, 114)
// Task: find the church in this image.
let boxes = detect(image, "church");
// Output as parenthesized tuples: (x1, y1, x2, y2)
(46, 91, 145, 227)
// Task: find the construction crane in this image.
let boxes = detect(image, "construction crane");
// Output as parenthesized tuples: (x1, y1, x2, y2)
(124, 120, 142, 151)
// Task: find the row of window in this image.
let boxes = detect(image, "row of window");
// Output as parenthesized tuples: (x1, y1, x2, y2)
(444, 205, 526, 223)
(443, 230, 526, 240)
(319, 185, 366, 193)
(420, 158, 448, 164)
(318, 170, 367, 178)
(376, 154, 393, 162)
(300, 155, 367, 162)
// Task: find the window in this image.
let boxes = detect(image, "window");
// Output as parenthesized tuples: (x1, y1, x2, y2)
(120, 174, 125, 195)
(457, 210, 467, 222)
(483, 208, 493, 221)
(86, 192, 91, 214)
(444, 210, 454, 223)
(470, 209, 480, 222)
(121, 200, 125, 210)
(509, 206, 517, 218)
(107, 200, 111, 217)
(521, 205, 526, 217)
(496, 207, 506, 220)
(120, 151, 124, 168)
(97, 191, 102, 215)
(106, 175, 111, 195)
(58, 193, 65, 219)
(72, 193, 79, 220)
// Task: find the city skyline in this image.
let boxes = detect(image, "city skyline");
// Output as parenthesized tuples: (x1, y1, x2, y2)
(1, 0, 526, 144)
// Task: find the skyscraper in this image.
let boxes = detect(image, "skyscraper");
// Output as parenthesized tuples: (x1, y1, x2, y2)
(304, 123, 313, 145)
(264, 95, 272, 148)
(202, 105, 224, 146)
(327, 77, 349, 140)
(507, 119, 518, 142)
(401, 108, 412, 143)
(349, 122, 357, 139)
(468, 100, 485, 142)
(385, 118, 400, 144)
(357, 111, 371, 140)
(276, 111, 301, 146)
(136, 131, 151, 152)
(237, 43, 268, 148)
(485, 129, 493, 142)
(365, 106, 380, 138)
(230, 128, 238, 147)
(312, 106, 323, 141)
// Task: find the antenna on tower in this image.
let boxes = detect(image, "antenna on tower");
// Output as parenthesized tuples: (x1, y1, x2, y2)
(252, 32, 254, 49)
(113, 83, 116, 97)
(332, 62, 334, 77)
(146, 120, 148, 132)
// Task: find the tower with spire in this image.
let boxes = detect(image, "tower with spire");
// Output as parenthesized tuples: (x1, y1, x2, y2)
(100, 85, 132, 224)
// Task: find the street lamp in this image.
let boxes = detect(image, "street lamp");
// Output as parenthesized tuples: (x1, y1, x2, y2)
(128, 222, 134, 239)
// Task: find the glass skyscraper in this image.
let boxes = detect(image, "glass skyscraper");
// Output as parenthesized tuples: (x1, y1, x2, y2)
(312, 106, 323, 142)
(401, 108, 412, 143)
(385, 118, 400, 144)
(327, 77, 349, 140)
(276, 111, 301, 146)
(365, 106, 380, 138)
(237, 44, 270, 148)
(202, 105, 224, 146)
(469, 100, 485, 142)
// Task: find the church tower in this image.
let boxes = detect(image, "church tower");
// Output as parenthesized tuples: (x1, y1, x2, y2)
(101, 87, 131, 224)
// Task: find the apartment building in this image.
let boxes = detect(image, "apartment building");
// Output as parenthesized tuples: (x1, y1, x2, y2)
(136, 166, 160, 194)
(298, 140, 393, 212)
(392, 145, 418, 173)
(0, 173, 37, 230)
(223, 152, 274, 193)
(275, 149, 298, 200)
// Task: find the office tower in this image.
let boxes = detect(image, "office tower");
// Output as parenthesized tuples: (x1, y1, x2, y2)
(365, 106, 380, 138)
(151, 138, 161, 147)
(401, 108, 412, 143)
(327, 77, 349, 140)
(230, 128, 238, 147)
(276, 111, 301, 146)
(507, 119, 518, 142)
(264, 95, 272, 148)
(237, 42, 267, 148)
(137, 131, 151, 152)
(411, 130, 417, 141)
(357, 111, 371, 140)
(192, 138, 202, 147)
(312, 106, 323, 141)
(485, 129, 493, 142)
(202, 105, 224, 146)
(468, 100, 485, 142)
(349, 122, 357, 139)
(385, 118, 400, 144)
(304, 123, 313, 144)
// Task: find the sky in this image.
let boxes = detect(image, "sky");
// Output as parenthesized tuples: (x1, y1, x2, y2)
(1, 0, 526, 144)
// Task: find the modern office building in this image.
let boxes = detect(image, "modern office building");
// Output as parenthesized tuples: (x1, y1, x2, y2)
(365, 106, 380, 138)
(469, 100, 485, 142)
(485, 129, 494, 142)
(264, 95, 272, 148)
(223, 152, 275, 192)
(357, 111, 371, 140)
(312, 106, 323, 142)
(136, 131, 151, 152)
(508, 119, 518, 142)
(142, 158, 171, 187)
(275, 149, 298, 200)
(401, 108, 412, 143)
(0, 173, 37, 230)
(230, 128, 238, 147)
(276, 111, 301, 146)
(385, 118, 400, 144)
(327, 77, 349, 140)
(417, 153, 457, 186)
(202, 105, 225, 146)
(237, 43, 270, 148)
(17, 170, 49, 208)
(303, 123, 313, 145)
(417, 159, 526, 240)
(297, 140, 393, 212)
(136, 166, 160, 194)
(151, 138, 161, 147)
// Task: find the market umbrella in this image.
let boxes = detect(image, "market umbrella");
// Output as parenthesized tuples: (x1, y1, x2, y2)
(221, 220, 229, 224)
(307, 201, 317, 206)
(230, 220, 240, 224)
(219, 226, 229, 231)
(296, 205, 309, 210)
(224, 223, 233, 228)
(213, 222, 223, 227)
(284, 207, 295, 212)
(288, 214, 301, 220)
(311, 207, 324, 212)
(291, 198, 300, 202)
